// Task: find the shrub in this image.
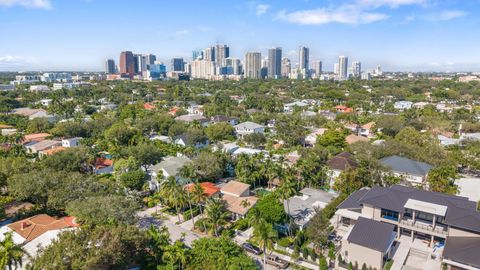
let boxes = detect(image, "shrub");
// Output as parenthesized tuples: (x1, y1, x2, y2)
(183, 206, 200, 221)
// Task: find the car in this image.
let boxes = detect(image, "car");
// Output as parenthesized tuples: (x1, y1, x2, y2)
(242, 242, 262, 255)
(266, 254, 289, 269)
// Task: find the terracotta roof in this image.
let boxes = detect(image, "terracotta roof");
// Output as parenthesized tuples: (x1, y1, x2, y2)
(24, 133, 50, 142)
(8, 214, 77, 242)
(40, 146, 65, 155)
(222, 194, 258, 215)
(0, 124, 13, 129)
(361, 122, 375, 130)
(185, 182, 220, 197)
(143, 103, 155, 110)
(94, 158, 113, 169)
(221, 180, 250, 197)
(345, 134, 369, 144)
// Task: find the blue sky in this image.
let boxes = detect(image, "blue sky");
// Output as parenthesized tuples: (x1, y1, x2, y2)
(0, 0, 479, 72)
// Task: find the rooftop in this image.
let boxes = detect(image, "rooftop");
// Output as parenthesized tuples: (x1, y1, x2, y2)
(221, 180, 251, 197)
(346, 217, 395, 253)
(327, 152, 358, 171)
(380, 155, 433, 176)
(443, 237, 480, 269)
(151, 156, 191, 177)
(7, 214, 77, 243)
(285, 188, 338, 226)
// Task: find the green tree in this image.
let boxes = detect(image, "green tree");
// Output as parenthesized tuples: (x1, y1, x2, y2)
(119, 169, 147, 190)
(202, 197, 229, 236)
(159, 176, 187, 223)
(0, 232, 25, 270)
(317, 129, 346, 150)
(205, 122, 235, 142)
(162, 240, 190, 270)
(249, 192, 286, 225)
(243, 133, 266, 147)
(251, 219, 278, 269)
(427, 166, 459, 195)
(307, 208, 331, 253)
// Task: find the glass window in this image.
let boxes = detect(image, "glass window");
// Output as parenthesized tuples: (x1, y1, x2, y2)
(381, 208, 399, 221)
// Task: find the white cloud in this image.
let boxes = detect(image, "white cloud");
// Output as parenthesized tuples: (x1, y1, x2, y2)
(256, 4, 270, 16)
(435, 10, 467, 21)
(0, 55, 37, 69)
(356, 0, 426, 8)
(0, 0, 51, 9)
(276, 5, 389, 25)
(174, 29, 190, 38)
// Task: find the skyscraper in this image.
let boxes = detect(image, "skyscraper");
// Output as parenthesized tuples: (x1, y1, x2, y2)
(313, 60, 322, 76)
(144, 54, 156, 67)
(190, 60, 216, 79)
(352, 61, 361, 77)
(119, 51, 135, 75)
(298, 46, 309, 71)
(224, 57, 241, 75)
(281, 57, 291, 78)
(203, 47, 215, 62)
(105, 59, 116, 74)
(244, 52, 262, 79)
(192, 50, 203, 60)
(338, 56, 348, 79)
(268, 47, 282, 79)
(171, 58, 185, 72)
(215, 44, 229, 67)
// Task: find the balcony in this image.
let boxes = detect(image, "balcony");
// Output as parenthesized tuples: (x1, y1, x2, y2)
(399, 219, 447, 236)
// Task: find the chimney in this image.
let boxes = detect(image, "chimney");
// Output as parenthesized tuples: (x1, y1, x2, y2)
(21, 221, 29, 230)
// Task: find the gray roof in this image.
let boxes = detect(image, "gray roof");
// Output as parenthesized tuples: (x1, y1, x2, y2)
(443, 237, 480, 269)
(284, 188, 337, 226)
(234, 121, 264, 130)
(336, 188, 370, 210)
(380, 155, 433, 176)
(343, 185, 480, 233)
(347, 217, 395, 252)
(151, 156, 191, 177)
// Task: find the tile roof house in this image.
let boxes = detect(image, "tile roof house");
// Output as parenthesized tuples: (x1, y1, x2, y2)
(220, 180, 257, 219)
(12, 108, 56, 122)
(0, 214, 78, 259)
(23, 133, 51, 143)
(185, 182, 220, 197)
(327, 152, 358, 189)
(380, 155, 433, 186)
(234, 121, 265, 137)
(25, 139, 61, 154)
(93, 158, 114, 174)
(345, 134, 369, 145)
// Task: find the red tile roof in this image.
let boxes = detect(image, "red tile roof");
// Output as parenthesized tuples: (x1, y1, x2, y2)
(185, 182, 220, 197)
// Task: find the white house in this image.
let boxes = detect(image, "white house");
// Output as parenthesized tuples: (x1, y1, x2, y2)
(283, 101, 309, 113)
(61, 137, 82, 148)
(393, 101, 413, 111)
(234, 121, 265, 137)
(150, 156, 192, 189)
(380, 155, 433, 186)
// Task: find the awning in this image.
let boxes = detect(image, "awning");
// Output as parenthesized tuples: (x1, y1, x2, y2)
(404, 199, 447, 216)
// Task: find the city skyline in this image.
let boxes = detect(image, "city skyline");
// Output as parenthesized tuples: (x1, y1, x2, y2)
(1, 0, 479, 72)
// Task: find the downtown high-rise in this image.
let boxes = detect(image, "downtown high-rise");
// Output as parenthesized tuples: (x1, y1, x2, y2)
(105, 59, 116, 74)
(244, 52, 262, 79)
(298, 46, 309, 71)
(338, 55, 348, 79)
(215, 44, 229, 67)
(119, 51, 135, 75)
(268, 47, 282, 79)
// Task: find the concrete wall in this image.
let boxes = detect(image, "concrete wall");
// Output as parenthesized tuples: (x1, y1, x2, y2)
(362, 204, 381, 220)
(342, 240, 383, 270)
(448, 227, 480, 238)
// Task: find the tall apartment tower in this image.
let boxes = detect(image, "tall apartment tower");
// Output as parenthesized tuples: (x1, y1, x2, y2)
(313, 60, 322, 76)
(203, 47, 215, 62)
(244, 52, 262, 79)
(352, 61, 361, 77)
(298, 46, 309, 70)
(339, 56, 348, 79)
(281, 57, 291, 78)
(215, 44, 229, 67)
(119, 51, 135, 75)
(171, 57, 185, 72)
(267, 47, 282, 79)
(105, 59, 116, 74)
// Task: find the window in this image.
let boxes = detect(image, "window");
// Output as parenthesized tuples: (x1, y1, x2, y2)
(381, 208, 399, 221)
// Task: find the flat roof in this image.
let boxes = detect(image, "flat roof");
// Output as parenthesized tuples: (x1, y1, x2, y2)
(404, 198, 448, 216)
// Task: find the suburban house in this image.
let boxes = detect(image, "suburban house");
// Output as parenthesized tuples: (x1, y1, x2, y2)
(0, 214, 78, 263)
(220, 180, 258, 220)
(150, 156, 192, 189)
(210, 115, 239, 126)
(12, 108, 56, 122)
(394, 101, 413, 111)
(173, 133, 209, 149)
(24, 139, 62, 154)
(304, 128, 327, 147)
(380, 155, 433, 186)
(38, 146, 66, 158)
(358, 122, 375, 137)
(327, 152, 358, 188)
(335, 105, 353, 113)
(234, 121, 265, 137)
(149, 134, 172, 143)
(185, 182, 220, 198)
(283, 101, 309, 113)
(93, 157, 114, 175)
(334, 185, 480, 270)
(340, 217, 396, 270)
(175, 114, 209, 126)
(345, 134, 369, 145)
(61, 137, 82, 148)
(23, 133, 51, 143)
(186, 104, 204, 115)
(284, 188, 337, 229)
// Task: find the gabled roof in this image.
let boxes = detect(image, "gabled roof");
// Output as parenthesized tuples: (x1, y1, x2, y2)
(327, 152, 358, 171)
(443, 237, 480, 269)
(221, 180, 250, 197)
(337, 188, 370, 210)
(380, 155, 433, 176)
(185, 182, 220, 197)
(347, 217, 395, 252)
(151, 156, 191, 177)
(234, 121, 264, 130)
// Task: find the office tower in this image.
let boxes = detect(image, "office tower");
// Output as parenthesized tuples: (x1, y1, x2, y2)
(339, 56, 348, 79)
(298, 46, 309, 70)
(374, 65, 383, 76)
(133, 54, 144, 74)
(334, 63, 339, 75)
(268, 47, 282, 79)
(143, 54, 156, 67)
(281, 57, 291, 78)
(184, 63, 191, 74)
(203, 47, 215, 62)
(224, 57, 241, 75)
(352, 61, 361, 77)
(215, 44, 229, 67)
(149, 62, 167, 80)
(313, 60, 322, 75)
(192, 50, 203, 60)
(105, 59, 116, 74)
(171, 58, 184, 72)
(190, 60, 216, 79)
(119, 51, 135, 75)
(244, 52, 262, 79)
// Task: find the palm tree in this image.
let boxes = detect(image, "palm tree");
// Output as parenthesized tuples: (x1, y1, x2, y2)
(203, 197, 230, 236)
(277, 181, 297, 236)
(252, 220, 278, 269)
(159, 176, 187, 223)
(0, 232, 25, 270)
(162, 240, 189, 270)
(247, 207, 263, 228)
(190, 182, 207, 231)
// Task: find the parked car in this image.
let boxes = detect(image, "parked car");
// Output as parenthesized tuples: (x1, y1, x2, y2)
(266, 255, 289, 269)
(242, 243, 262, 255)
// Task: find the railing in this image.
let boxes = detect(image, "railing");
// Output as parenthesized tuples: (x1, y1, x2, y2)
(399, 219, 447, 235)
